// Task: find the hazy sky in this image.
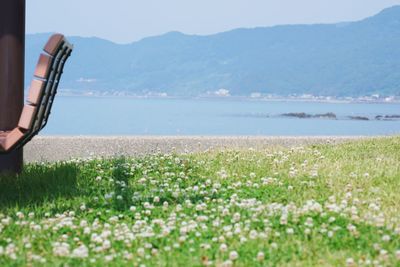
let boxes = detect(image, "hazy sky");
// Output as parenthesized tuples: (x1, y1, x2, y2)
(27, 0, 400, 43)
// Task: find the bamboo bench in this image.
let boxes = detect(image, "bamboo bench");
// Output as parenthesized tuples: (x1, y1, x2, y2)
(0, 34, 73, 153)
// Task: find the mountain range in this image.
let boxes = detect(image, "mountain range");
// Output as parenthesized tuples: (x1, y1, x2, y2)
(26, 6, 400, 97)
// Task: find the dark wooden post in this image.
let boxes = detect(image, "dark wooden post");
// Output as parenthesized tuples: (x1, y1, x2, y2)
(0, 0, 25, 173)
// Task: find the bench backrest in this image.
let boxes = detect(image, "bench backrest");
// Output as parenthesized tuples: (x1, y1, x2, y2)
(0, 34, 73, 153)
(16, 34, 73, 149)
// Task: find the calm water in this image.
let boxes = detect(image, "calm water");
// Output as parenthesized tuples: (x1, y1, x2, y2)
(42, 96, 400, 136)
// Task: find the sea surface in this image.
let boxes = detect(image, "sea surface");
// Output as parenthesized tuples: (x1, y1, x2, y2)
(42, 96, 400, 136)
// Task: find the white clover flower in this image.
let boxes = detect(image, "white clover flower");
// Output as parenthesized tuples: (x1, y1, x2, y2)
(233, 213, 241, 222)
(108, 216, 119, 223)
(16, 212, 24, 219)
(257, 251, 265, 262)
(104, 255, 114, 262)
(286, 228, 294, 235)
(280, 215, 288, 225)
(53, 242, 70, 257)
(32, 224, 42, 232)
(346, 258, 355, 267)
(200, 243, 211, 250)
(217, 169, 228, 179)
(382, 235, 391, 242)
(395, 250, 400, 260)
(219, 243, 228, 252)
(234, 226, 241, 235)
(1, 217, 11, 225)
(102, 240, 111, 250)
(305, 217, 313, 227)
(249, 230, 258, 239)
(229, 251, 239, 261)
(151, 248, 159, 255)
(5, 243, 17, 260)
(222, 260, 233, 267)
(83, 227, 91, 234)
(137, 247, 145, 257)
(71, 245, 89, 258)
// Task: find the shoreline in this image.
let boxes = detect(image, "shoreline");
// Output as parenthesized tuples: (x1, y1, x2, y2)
(25, 135, 378, 163)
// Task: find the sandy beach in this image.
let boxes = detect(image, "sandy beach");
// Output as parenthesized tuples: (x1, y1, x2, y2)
(23, 136, 375, 163)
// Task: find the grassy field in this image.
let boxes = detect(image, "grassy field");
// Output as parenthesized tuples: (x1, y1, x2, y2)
(0, 137, 399, 266)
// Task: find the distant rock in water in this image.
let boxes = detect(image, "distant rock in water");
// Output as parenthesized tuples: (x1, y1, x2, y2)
(375, 115, 400, 120)
(313, 112, 337, 119)
(348, 116, 369, 121)
(282, 112, 337, 119)
(282, 112, 312, 119)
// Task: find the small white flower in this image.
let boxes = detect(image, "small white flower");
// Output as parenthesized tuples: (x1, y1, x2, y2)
(229, 251, 239, 261)
(71, 245, 89, 258)
(346, 258, 355, 267)
(104, 255, 113, 262)
(219, 243, 228, 252)
(382, 235, 391, 242)
(395, 250, 400, 260)
(53, 242, 70, 257)
(257, 251, 265, 262)
(222, 260, 233, 267)
(137, 248, 145, 257)
(249, 230, 258, 239)
(286, 228, 294, 235)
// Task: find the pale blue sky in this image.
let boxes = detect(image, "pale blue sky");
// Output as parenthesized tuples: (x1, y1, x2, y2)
(27, 0, 400, 44)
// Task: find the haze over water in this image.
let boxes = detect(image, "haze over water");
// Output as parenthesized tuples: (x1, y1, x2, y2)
(42, 97, 400, 136)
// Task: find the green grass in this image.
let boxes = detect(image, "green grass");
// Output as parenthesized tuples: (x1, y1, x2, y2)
(0, 137, 400, 266)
